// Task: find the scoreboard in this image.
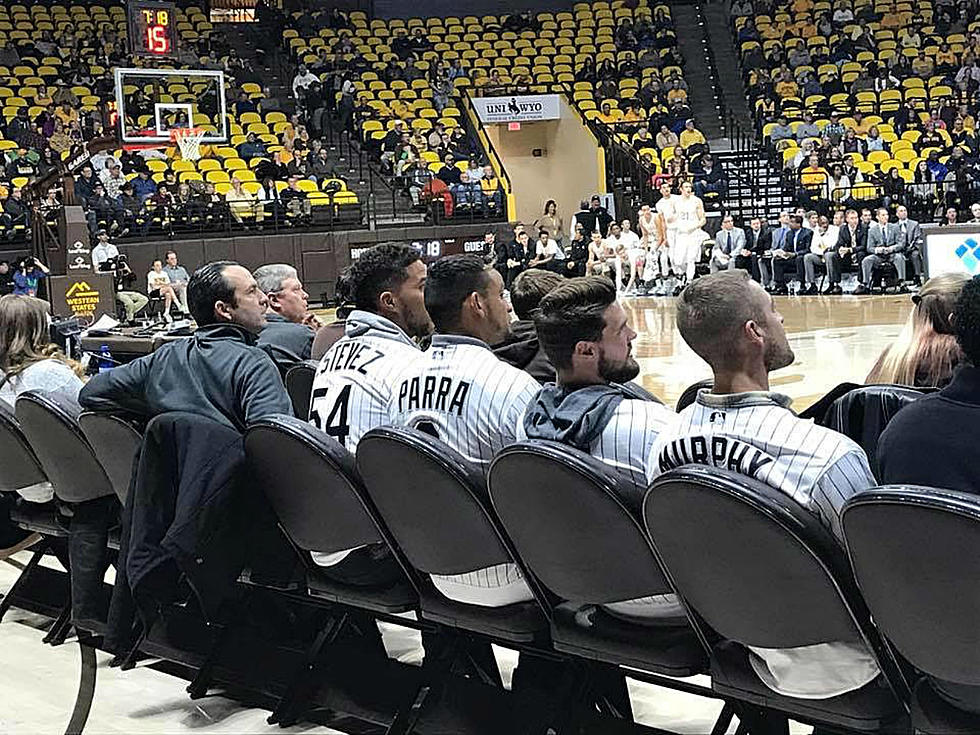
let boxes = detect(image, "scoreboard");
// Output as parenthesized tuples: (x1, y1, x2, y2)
(351, 238, 492, 264)
(128, 1, 178, 58)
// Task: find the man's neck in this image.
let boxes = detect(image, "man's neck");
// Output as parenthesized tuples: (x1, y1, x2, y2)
(556, 369, 603, 389)
(711, 366, 770, 395)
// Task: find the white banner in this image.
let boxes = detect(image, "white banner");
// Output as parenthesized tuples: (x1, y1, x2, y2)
(924, 228, 980, 277)
(471, 94, 561, 124)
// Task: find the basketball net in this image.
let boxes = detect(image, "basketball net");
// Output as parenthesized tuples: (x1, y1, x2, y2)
(171, 127, 205, 161)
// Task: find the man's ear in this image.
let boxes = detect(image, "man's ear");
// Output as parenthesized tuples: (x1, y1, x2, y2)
(745, 319, 765, 347)
(214, 300, 233, 322)
(573, 339, 598, 360)
(378, 289, 396, 313)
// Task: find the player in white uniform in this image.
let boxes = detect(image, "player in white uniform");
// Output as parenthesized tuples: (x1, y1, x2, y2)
(388, 254, 540, 607)
(308, 244, 433, 578)
(646, 270, 880, 700)
(519, 276, 679, 623)
(653, 182, 679, 294)
(619, 219, 646, 294)
(671, 181, 707, 288)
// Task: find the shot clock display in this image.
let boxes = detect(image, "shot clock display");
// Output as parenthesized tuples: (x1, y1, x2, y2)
(128, 1, 178, 58)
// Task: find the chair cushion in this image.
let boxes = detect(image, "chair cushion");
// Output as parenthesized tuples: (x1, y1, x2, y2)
(912, 677, 980, 734)
(306, 568, 418, 615)
(710, 640, 906, 732)
(550, 602, 707, 677)
(419, 587, 549, 644)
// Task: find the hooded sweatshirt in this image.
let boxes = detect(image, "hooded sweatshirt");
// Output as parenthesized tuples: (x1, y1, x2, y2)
(491, 320, 555, 384)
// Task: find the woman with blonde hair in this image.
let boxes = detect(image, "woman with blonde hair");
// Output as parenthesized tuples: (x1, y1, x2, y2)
(866, 272, 970, 388)
(0, 295, 84, 410)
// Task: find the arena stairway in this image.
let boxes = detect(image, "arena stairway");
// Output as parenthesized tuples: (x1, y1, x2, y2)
(703, 2, 755, 134)
(670, 3, 726, 141)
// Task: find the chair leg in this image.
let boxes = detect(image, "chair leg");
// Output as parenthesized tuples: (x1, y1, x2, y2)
(385, 636, 460, 735)
(42, 602, 74, 646)
(0, 540, 48, 622)
(710, 702, 736, 735)
(64, 640, 98, 735)
(268, 611, 349, 727)
(118, 628, 147, 671)
(186, 622, 233, 700)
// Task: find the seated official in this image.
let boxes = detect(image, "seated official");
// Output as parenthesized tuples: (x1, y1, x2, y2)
(389, 254, 540, 607)
(492, 268, 562, 384)
(253, 264, 321, 360)
(146, 259, 177, 323)
(308, 244, 432, 585)
(866, 273, 969, 388)
(855, 207, 907, 294)
(648, 270, 880, 700)
(80, 261, 292, 432)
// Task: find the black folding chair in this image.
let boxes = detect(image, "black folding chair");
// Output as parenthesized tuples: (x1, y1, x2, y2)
(843, 486, 980, 733)
(245, 415, 420, 727)
(356, 426, 557, 734)
(16, 391, 118, 642)
(78, 412, 144, 505)
(675, 378, 713, 412)
(824, 384, 928, 476)
(644, 466, 910, 733)
(490, 440, 728, 733)
(284, 360, 317, 420)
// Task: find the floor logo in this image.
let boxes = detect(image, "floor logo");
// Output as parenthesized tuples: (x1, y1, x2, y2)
(955, 238, 980, 272)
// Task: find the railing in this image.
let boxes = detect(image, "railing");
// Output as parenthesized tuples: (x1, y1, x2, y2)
(457, 89, 516, 220)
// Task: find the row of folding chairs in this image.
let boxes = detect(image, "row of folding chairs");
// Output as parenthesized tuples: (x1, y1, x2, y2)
(3, 381, 980, 733)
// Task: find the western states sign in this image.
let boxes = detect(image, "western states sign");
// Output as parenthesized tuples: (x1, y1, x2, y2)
(472, 95, 561, 124)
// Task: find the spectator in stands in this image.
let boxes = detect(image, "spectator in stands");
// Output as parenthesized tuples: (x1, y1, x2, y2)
(492, 269, 562, 384)
(867, 272, 968, 388)
(795, 112, 820, 141)
(147, 258, 178, 323)
(436, 154, 462, 187)
(651, 269, 880, 697)
(280, 176, 311, 222)
(452, 171, 482, 211)
(11, 257, 48, 298)
(653, 124, 678, 152)
(237, 132, 267, 161)
(711, 215, 744, 273)
(131, 169, 157, 202)
(679, 118, 706, 153)
(769, 115, 794, 144)
(840, 128, 866, 156)
(693, 154, 728, 199)
(2, 188, 30, 238)
(822, 112, 846, 145)
(225, 177, 261, 227)
(253, 264, 319, 360)
(80, 261, 291, 431)
(291, 64, 318, 103)
(86, 182, 125, 235)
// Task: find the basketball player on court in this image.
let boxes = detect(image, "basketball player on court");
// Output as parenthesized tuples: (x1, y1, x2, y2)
(655, 181, 678, 294)
(646, 270, 880, 701)
(670, 181, 706, 294)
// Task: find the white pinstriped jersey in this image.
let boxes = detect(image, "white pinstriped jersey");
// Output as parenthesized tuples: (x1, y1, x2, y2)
(388, 334, 540, 473)
(646, 389, 881, 699)
(646, 390, 876, 542)
(389, 333, 540, 607)
(310, 310, 423, 454)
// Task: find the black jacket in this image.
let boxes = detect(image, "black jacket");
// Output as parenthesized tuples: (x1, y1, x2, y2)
(878, 366, 980, 493)
(257, 312, 314, 360)
(492, 320, 555, 384)
(79, 323, 292, 432)
(834, 223, 868, 257)
(746, 226, 772, 255)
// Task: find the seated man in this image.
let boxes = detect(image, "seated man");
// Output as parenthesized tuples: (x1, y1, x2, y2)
(648, 270, 880, 699)
(79, 261, 292, 432)
(253, 264, 320, 360)
(492, 268, 563, 383)
(388, 254, 540, 606)
(162, 250, 190, 314)
(824, 208, 866, 295)
(771, 215, 812, 294)
(309, 243, 432, 584)
(711, 215, 744, 273)
(855, 207, 906, 294)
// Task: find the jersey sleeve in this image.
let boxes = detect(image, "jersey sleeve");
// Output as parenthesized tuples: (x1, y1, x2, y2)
(500, 372, 541, 446)
(811, 449, 877, 544)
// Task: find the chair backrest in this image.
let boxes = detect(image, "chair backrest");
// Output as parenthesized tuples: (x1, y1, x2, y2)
(284, 360, 317, 420)
(676, 378, 712, 412)
(644, 466, 870, 650)
(0, 399, 46, 492)
(15, 391, 114, 504)
(78, 412, 143, 503)
(244, 415, 382, 557)
(824, 384, 927, 476)
(843, 486, 980, 685)
(797, 381, 862, 423)
(356, 426, 515, 577)
(490, 440, 676, 608)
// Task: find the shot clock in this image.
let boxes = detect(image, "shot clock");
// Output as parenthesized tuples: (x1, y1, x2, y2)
(127, 1, 178, 58)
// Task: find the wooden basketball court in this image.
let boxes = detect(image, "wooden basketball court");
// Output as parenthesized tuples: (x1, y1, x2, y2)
(627, 294, 913, 410)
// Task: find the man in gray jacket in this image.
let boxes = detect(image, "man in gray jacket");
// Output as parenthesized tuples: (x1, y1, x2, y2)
(710, 215, 746, 273)
(856, 207, 907, 293)
(895, 205, 924, 284)
(253, 263, 320, 360)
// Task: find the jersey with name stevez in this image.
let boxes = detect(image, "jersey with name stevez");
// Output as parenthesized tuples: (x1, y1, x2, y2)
(388, 335, 540, 473)
(310, 316, 422, 453)
(646, 392, 876, 541)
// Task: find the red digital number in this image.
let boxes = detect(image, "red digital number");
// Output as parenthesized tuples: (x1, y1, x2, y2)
(146, 25, 170, 54)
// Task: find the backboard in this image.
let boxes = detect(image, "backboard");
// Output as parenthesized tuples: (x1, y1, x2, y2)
(113, 67, 228, 145)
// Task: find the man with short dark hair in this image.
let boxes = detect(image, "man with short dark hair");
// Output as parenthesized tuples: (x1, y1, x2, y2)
(253, 263, 319, 360)
(771, 214, 813, 294)
(647, 270, 879, 700)
(162, 250, 190, 314)
(389, 254, 539, 606)
(492, 268, 563, 383)
(79, 261, 291, 432)
(826, 208, 867, 294)
(855, 207, 905, 294)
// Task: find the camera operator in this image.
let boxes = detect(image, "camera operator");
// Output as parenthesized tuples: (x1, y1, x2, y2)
(99, 252, 147, 323)
(12, 257, 49, 297)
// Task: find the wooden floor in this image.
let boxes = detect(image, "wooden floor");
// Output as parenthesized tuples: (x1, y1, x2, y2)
(626, 294, 913, 410)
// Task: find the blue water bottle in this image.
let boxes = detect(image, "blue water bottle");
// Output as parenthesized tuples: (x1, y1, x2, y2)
(98, 344, 114, 373)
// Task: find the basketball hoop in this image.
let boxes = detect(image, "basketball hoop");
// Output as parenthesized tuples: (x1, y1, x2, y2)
(171, 127, 205, 161)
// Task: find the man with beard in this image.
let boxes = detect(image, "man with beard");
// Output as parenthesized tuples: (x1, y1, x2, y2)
(521, 276, 672, 503)
(646, 269, 880, 701)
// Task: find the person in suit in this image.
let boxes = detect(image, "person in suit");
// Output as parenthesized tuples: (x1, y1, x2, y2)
(769, 215, 812, 293)
(741, 216, 772, 283)
(856, 207, 907, 294)
(895, 205, 924, 284)
(709, 214, 746, 272)
(826, 208, 867, 295)
(506, 229, 532, 287)
(760, 211, 791, 289)
(801, 215, 840, 294)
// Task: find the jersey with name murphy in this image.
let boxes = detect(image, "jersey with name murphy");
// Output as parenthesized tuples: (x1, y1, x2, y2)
(310, 310, 422, 453)
(646, 390, 876, 542)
